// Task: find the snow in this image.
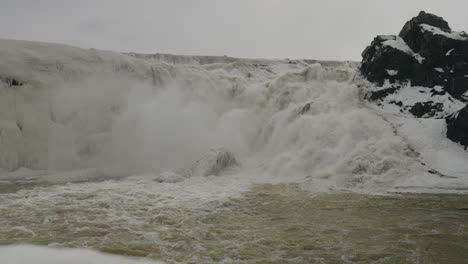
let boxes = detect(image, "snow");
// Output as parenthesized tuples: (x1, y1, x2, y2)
(0, 245, 162, 264)
(382, 37, 425, 63)
(389, 117, 468, 192)
(386, 69, 398, 76)
(420, 24, 468, 41)
(365, 81, 465, 118)
(378, 35, 395, 41)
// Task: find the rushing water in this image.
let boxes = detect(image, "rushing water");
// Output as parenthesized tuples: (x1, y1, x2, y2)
(1, 182, 467, 264)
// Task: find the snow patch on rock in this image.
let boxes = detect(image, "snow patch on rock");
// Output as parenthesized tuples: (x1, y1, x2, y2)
(382, 37, 425, 63)
(420, 24, 468, 41)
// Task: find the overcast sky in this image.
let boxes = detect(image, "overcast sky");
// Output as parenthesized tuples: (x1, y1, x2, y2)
(1, 0, 467, 61)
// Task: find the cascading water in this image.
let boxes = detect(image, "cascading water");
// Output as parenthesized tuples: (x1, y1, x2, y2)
(0, 39, 417, 192)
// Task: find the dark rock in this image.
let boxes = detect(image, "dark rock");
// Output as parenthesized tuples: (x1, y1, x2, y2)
(360, 11, 468, 100)
(447, 75, 468, 99)
(389, 100, 403, 107)
(430, 89, 446, 96)
(360, 35, 420, 85)
(365, 87, 399, 101)
(4, 77, 24, 87)
(299, 102, 311, 115)
(399, 11, 451, 53)
(16, 122, 23, 132)
(400, 11, 451, 37)
(427, 169, 446, 178)
(409, 101, 444, 118)
(446, 105, 468, 148)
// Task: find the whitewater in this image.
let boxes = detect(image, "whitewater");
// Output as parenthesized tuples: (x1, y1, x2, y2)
(0, 39, 467, 263)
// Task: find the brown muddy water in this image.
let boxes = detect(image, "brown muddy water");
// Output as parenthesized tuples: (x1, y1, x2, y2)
(0, 183, 467, 264)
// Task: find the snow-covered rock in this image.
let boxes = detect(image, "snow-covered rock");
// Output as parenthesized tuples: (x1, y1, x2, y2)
(360, 35, 423, 85)
(187, 148, 240, 177)
(360, 11, 468, 104)
(153, 148, 240, 183)
(153, 171, 186, 183)
(359, 11, 468, 151)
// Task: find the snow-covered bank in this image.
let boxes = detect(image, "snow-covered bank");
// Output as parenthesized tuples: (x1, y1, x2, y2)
(0, 245, 161, 264)
(390, 117, 468, 192)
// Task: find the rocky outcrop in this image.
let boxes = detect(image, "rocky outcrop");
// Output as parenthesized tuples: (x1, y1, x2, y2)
(360, 11, 468, 115)
(360, 35, 422, 85)
(409, 101, 444, 118)
(361, 11, 468, 108)
(360, 11, 468, 148)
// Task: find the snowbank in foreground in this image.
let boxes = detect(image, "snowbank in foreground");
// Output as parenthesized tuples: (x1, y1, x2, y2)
(0, 245, 161, 264)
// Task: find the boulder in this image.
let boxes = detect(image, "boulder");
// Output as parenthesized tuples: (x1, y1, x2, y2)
(364, 86, 399, 101)
(153, 171, 186, 183)
(188, 148, 240, 177)
(153, 148, 240, 183)
(409, 101, 443, 118)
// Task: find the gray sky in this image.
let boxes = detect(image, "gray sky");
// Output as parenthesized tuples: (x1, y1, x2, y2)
(1, 0, 467, 61)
